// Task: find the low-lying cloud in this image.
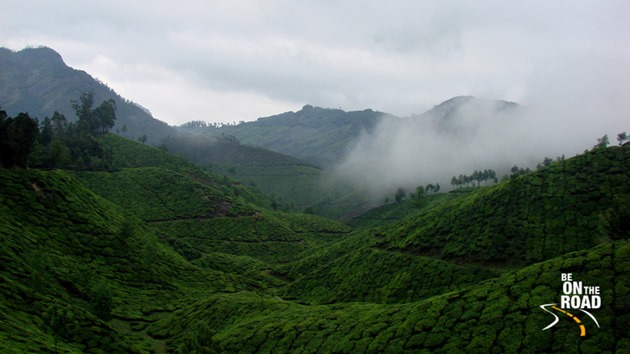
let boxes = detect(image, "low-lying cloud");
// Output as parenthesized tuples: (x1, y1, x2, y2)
(330, 95, 628, 199)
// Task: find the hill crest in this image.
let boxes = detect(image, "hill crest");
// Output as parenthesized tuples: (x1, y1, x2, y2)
(0, 46, 174, 145)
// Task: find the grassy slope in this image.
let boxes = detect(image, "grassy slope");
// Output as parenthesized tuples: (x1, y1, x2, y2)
(98, 134, 272, 209)
(164, 133, 369, 218)
(216, 164, 323, 208)
(277, 231, 499, 305)
(345, 192, 461, 229)
(377, 145, 630, 265)
(273, 146, 630, 307)
(2, 139, 628, 352)
(77, 135, 352, 267)
(162, 132, 329, 211)
(150, 240, 629, 353)
(0, 169, 252, 353)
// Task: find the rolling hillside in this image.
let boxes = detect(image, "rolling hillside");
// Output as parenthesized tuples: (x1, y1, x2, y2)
(377, 145, 630, 265)
(150, 240, 629, 353)
(277, 145, 630, 307)
(0, 132, 628, 352)
(75, 135, 352, 266)
(161, 132, 369, 217)
(0, 169, 254, 352)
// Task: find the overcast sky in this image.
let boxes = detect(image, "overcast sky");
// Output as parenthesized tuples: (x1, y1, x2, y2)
(1, 1, 629, 126)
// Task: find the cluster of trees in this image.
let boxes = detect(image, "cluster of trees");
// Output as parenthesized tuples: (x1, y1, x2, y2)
(450, 169, 498, 189)
(593, 133, 629, 150)
(179, 120, 244, 130)
(390, 183, 441, 205)
(0, 111, 40, 168)
(0, 91, 117, 170)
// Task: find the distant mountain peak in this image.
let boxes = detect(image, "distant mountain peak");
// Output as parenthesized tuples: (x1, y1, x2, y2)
(424, 96, 519, 119)
(14, 46, 66, 65)
(0, 45, 174, 144)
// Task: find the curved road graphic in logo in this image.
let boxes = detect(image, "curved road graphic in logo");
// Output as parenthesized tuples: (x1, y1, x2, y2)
(540, 303, 600, 337)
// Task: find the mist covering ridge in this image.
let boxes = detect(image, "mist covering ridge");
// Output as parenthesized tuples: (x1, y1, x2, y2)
(329, 96, 621, 199)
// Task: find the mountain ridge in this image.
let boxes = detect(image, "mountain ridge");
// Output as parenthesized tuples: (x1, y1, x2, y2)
(0, 46, 174, 144)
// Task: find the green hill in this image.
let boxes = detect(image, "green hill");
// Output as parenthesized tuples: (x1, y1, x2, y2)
(0, 169, 253, 352)
(0, 135, 628, 352)
(0, 47, 174, 144)
(345, 192, 461, 229)
(377, 145, 630, 265)
(275, 145, 630, 307)
(0, 136, 352, 352)
(75, 135, 352, 267)
(149, 240, 629, 353)
(160, 132, 329, 211)
(160, 132, 369, 217)
(194, 105, 395, 167)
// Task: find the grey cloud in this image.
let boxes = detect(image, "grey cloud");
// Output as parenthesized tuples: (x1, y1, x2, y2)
(1, 0, 628, 125)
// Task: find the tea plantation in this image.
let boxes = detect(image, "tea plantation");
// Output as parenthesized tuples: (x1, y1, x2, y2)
(0, 136, 628, 352)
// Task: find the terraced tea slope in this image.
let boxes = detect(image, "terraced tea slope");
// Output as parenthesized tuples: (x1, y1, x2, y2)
(377, 145, 630, 265)
(275, 145, 630, 307)
(1, 138, 628, 352)
(0, 169, 252, 352)
(76, 135, 352, 267)
(150, 240, 629, 353)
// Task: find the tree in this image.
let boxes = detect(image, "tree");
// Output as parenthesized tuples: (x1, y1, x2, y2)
(71, 91, 116, 135)
(395, 187, 406, 203)
(43, 303, 78, 353)
(0, 111, 40, 168)
(89, 284, 114, 321)
(50, 111, 68, 137)
(413, 185, 427, 208)
(618, 132, 628, 146)
(138, 134, 148, 144)
(40, 117, 54, 146)
(178, 322, 222, 353)
(594, 134, 609, 150)
(92, 98, 117, 134)
(48, 139, 72, 168)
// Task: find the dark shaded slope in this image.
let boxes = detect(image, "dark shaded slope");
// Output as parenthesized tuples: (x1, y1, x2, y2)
(204, 105, 396, 167)
(161, 133, 328, 210)
(0, 46, 174, 144)
(0, 169, 252, 352)
(150, 240, 630, 353)
(278, 231, 499, 305)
